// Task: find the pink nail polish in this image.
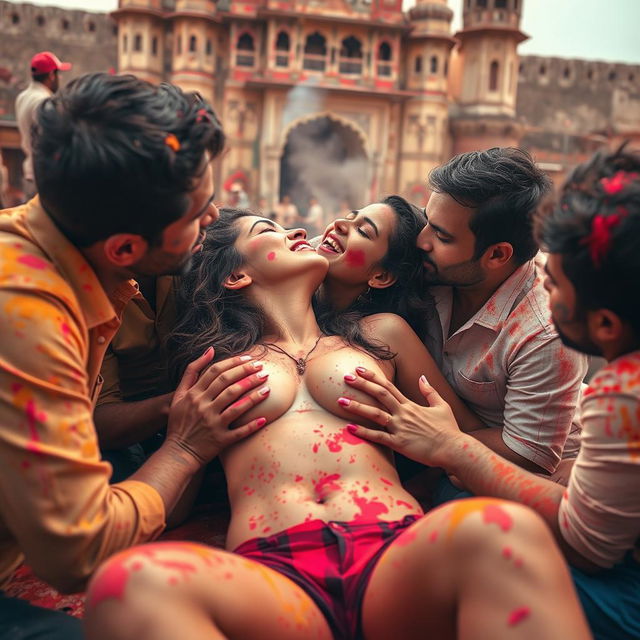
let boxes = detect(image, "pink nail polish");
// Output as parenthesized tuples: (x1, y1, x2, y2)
(346, 424, 358, 434)
(338, 397, 351, 407)
(356, 366, 366, 374)
(344, 373, 356, 382)
(259, 386, 271, 396)
(256, 417, 267, 427)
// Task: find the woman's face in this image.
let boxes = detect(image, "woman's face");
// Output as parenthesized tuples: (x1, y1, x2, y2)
(317, 203, 397, 285)
(234, 216, 329, 284)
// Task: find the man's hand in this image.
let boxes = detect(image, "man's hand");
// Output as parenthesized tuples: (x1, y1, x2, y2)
(340, 367, 464, 467)
(166, 347, 270, 466)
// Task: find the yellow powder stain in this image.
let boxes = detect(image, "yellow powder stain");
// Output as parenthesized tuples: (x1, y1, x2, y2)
(446, 498, 508, 540)
(243, 558, 313, 627)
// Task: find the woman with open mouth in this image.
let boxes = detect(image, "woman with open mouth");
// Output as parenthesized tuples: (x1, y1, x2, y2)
(85, 207, 589, 640)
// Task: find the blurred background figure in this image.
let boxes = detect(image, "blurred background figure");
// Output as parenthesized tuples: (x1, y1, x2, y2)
(304, 196, 324, 236)
(229, 181, 249, 209)
(15, 51, 71, 201)
(274, 194, 299, 227)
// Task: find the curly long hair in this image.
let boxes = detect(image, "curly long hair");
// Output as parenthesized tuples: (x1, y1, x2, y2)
(167, 208, 396, 383)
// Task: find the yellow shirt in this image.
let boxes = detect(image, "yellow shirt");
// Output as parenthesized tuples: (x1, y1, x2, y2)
(0, 199, 165, 593)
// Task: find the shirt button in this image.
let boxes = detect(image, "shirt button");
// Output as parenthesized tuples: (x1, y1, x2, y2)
(97, 336, 106, 345)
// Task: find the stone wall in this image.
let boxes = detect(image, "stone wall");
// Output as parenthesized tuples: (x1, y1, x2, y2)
(516, 54, 640, 158)
(0, 1, 117, 123)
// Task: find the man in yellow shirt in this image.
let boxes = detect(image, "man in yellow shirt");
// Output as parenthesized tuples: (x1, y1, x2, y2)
(0, 73, 269, 638)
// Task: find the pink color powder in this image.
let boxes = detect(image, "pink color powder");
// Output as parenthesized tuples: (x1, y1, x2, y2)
(507, 606, 530, 627)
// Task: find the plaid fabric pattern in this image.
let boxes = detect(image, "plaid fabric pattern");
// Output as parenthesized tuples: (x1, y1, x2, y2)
(234, 515, 419, 639)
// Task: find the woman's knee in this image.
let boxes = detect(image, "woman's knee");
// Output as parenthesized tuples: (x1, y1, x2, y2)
(86, 541, 223, 614)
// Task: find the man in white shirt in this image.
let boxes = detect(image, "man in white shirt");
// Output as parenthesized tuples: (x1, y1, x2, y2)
(15, 51, 71, 199)
(417, 148, 587, 497)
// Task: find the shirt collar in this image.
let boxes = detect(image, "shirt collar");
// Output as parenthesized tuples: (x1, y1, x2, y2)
(472, 260, 536, 331)
(23, 197, 138, 328)
(433, 259, 536, 337)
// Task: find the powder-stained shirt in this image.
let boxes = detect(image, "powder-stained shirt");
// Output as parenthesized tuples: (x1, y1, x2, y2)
(98, 276, 176, 406)
(0, 198, 165, 593)
(428, 259, 588, 473)
(15, 82, 51, 182)
(559, 352, 640, 568)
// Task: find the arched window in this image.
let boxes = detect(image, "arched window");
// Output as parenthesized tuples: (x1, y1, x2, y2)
(236, 33, 255, 67)
(414, 55, 423, 74)
(563, 66, 571, 79)
(303, 32, 327, 72)
(495, 0, 507, 8)
(152, 36, 158, 56)
(275, 31, 290, 67)
(539, 64, 546, 76)
(177, 35, 182, 55)
(123, 34, 128, 53)
(430, 56, 438, 74)
(489, 59, 499, 91)
(609, 70, 617, 81)
(477, 0, 487, 8)
(339, 36, 363, 74)
(189, 35, 197, 53)
(377, 42, 392, 77)
(11, 13, 20, 25)
(36, 15, 45, 27)
(206, 39, 212, 56)
(87, 21, 95, 32)
(134, 33, 143, 52)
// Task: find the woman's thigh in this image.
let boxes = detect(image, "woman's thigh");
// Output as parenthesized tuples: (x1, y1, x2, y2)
(85, 541, 332, 640)
(361, 498, 590, 640)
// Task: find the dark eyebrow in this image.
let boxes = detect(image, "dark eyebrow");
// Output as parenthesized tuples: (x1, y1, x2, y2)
(249, 218, 277, 234)
(362, 216, 379, 238)
(428, 219, 454, 240)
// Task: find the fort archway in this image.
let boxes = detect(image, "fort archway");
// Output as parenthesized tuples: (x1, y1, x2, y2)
(279, 114, 370, 218)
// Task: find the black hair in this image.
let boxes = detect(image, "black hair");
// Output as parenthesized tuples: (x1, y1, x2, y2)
(429, 147, 551, 264)
(315, 194, 431, 339)
(536, 144, 640, 337)
(32, 71, 52, 83)
(32, 72, 225, 247)
(167, 208, 396, 384)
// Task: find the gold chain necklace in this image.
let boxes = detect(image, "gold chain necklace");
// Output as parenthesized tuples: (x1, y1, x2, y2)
(263, 335, 323, 375)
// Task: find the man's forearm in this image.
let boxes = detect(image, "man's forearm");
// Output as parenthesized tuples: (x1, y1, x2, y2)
(466, 427, 548, 473)
(441, 433, 563, 531)
(439, 434, 598, 571)
(130, 440, 203, 517)
(94, 393, 173, 449)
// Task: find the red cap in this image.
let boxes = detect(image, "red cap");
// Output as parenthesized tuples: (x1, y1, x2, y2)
(30, 51, 72, 74)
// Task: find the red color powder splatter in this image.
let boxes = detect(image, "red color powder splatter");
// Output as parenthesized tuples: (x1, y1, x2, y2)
(483, 504, 513, 532)
(350, 492, 389, 523)
(507, 606, 530, 627)
(314, 474, 342, 501)
(88, 558, 134, 609)
(17, 255, 48, 270)
(294, 475, 303, 482)
(381, 477, 393, 486)
(429, 531, 439, 543)
(396, 500, 413, 509)
(502, 546, 512, 559)
(345, 249, 365, 268)
(267, 252, 276, 261)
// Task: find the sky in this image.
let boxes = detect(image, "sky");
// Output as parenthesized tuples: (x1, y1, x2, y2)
(8, 0, 640, 64)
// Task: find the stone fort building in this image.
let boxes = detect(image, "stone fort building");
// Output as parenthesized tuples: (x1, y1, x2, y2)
(0, 0, 638, 211)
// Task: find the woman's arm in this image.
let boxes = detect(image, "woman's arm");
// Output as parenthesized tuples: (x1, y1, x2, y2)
(361, 313, 484, 431)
